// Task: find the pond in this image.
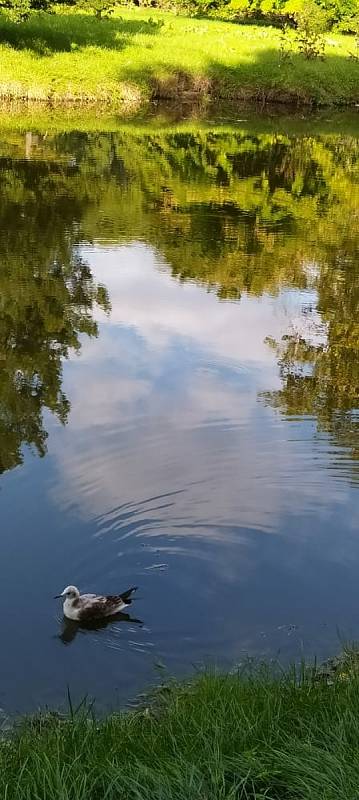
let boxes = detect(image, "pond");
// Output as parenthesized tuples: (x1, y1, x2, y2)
(0, 117, 358, 718)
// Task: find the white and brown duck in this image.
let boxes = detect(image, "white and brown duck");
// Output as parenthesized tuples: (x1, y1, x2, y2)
(55, 585, 138, 622)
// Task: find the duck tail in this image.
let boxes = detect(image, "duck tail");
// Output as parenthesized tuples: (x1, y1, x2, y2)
(120, 586, 138, 604)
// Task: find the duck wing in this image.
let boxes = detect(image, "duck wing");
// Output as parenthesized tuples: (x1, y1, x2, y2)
(81, 588, 137, 605)
(101, 587, 137, 610)
(80, 593, 98, 601)
(78, 595, 120, 620)
(78, 588, 137, 621)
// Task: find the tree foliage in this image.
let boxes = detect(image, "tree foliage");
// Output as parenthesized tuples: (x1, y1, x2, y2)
(0, 0, 121, 21)
(0, 0, 49, 21)
(74, 0, 119, 19)
(0, 0, 357, 28)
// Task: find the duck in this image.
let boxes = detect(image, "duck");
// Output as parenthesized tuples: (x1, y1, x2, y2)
(54, 585, 138, 622)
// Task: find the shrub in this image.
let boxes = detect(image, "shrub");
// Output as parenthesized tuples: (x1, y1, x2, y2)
(74, 0, 119, 17)
(210, 0, 358, 29)
(318, 0, 359, 26)
(294, 0, 328, 58)
(0, 0, 49, 21)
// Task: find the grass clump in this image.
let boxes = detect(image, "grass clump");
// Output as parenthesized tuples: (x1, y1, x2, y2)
(3, 664, 359, 798)
(0, 7, 358, 107)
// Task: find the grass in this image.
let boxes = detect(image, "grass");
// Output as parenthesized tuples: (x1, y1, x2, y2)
(0, 7, 359, 109)
(3, 661, 359, 799)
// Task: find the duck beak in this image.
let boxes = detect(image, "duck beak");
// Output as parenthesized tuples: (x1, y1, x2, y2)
(54, 594, 62, 599)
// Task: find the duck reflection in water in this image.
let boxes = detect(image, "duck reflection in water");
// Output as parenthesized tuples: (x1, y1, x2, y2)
(58, 611, 144, 645)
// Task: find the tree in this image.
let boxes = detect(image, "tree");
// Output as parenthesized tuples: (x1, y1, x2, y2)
(76, 0, 119, 19)
(0, 0, 119, 22)
(0, 0, 50, 21)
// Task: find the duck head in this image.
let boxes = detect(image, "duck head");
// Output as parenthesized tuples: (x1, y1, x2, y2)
(54, 585, 80, 600)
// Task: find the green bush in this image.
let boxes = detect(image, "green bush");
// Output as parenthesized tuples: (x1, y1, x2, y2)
(319, 0, 358, 26)
(76, 0, 119, 18)
(0, 0, 49, 22)
(295, 0, 328, 57)
(208, 0, 359, 29)
(0, 0, 124, 20)
(1, 0, 357, 33)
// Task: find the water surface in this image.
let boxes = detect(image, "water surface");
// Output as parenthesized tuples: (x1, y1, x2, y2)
(0, 124, 358, 717)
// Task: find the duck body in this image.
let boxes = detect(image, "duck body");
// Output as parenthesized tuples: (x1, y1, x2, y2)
(56, 585, 138, 622)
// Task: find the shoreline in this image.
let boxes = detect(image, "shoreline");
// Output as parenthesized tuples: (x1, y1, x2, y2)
(1, 80, 359, 111)
(1, 655, 359, 798)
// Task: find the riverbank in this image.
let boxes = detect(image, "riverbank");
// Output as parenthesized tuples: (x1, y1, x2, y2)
(2, 660, 359, 799)
(0, 8, 359, 110)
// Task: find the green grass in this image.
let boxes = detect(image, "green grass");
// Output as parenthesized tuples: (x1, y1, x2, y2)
(0, 7, 359, 108)
(3, 663, 359, 799)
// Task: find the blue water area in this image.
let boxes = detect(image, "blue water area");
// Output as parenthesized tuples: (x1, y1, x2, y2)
(0, 126, 358, 717)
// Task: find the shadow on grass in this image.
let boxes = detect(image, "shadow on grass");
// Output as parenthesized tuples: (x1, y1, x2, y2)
(0, 12, 163, 54)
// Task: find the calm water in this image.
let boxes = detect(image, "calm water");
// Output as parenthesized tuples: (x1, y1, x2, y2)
(0, 123, 358, 718)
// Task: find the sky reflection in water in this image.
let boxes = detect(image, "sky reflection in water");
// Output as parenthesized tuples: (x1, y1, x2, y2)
(0, 127, 358, 716)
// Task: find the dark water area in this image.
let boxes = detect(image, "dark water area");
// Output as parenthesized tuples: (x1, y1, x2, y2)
(0, 122, 358, 719)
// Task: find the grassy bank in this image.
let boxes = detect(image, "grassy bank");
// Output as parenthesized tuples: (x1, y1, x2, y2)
(2, 663, 359, 799)
(0, 8, 359, 109)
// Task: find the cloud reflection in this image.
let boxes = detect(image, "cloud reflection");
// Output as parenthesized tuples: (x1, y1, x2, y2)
(49, 244, 350, 550)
